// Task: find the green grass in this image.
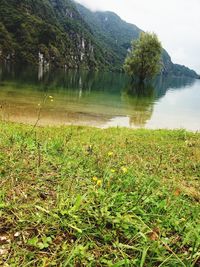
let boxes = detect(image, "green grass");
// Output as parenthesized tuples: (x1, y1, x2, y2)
(0, 122, 199, 266)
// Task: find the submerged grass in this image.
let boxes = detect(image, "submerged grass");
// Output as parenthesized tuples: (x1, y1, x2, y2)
(0, 122, 199, 266)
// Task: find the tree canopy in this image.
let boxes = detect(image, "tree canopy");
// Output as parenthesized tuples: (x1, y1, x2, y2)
(124, 32, 162, 82)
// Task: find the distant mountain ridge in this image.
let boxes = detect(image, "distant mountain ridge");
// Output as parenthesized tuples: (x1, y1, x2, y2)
(76, 3, 199, 79)
(0, 0, 199, 78)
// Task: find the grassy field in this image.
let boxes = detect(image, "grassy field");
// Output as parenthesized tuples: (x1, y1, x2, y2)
(0, 122, 199, 266)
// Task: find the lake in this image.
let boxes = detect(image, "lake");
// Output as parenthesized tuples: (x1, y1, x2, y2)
(0, 65, 200, 131)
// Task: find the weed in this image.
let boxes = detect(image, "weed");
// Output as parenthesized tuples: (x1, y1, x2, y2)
(0, 123, 199, 266)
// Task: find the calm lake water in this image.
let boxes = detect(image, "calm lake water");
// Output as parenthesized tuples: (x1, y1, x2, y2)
(0, 65, 200, 131)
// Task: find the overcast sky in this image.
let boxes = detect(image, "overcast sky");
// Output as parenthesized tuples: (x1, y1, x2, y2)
(76, 0, 200, 74)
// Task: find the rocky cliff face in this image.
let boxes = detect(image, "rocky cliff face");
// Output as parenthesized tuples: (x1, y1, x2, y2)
(0, 0, 114, 69)
(0, 0, 199, 78)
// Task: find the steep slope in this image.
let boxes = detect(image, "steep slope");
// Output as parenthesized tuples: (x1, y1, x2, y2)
(76, 5, 140, 64)
(77, 3, 199, 79)
(0, 0, 199, 78)
(0, 0, 119, 69)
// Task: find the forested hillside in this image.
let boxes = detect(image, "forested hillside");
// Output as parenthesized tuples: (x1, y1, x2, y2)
(0, 0, 199, 78)
(77, 3, 199, 78)
(0, 0, 118, 70)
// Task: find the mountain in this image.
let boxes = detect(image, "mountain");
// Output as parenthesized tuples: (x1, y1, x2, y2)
(76, 3, 199, 79)
(0, 0, 199, 78)
(76, 5, 140, 65)
(0, 0, 116, 70)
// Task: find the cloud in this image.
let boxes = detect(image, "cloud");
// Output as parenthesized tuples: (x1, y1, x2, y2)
(76, 0, 200, 73)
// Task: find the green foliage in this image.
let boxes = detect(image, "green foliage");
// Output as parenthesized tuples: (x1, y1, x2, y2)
(0, 0, 199, 77)
(77, 4, 199, 78)
(124, 32, 162, 82)
(0, 0, 111, 69)
(0, 22, 14, 59)
(77, 4, 141, 69)
(0, 122, 200, 266)
(27, 236, 53, 250)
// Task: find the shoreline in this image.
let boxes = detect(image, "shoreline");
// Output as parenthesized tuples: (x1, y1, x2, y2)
(1, 119, 200, 133)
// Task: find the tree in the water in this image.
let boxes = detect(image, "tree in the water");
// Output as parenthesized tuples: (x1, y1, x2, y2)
(124, 32, 162, 83)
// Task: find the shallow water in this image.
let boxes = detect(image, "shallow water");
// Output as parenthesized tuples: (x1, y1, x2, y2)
(0, 65, 200, 131)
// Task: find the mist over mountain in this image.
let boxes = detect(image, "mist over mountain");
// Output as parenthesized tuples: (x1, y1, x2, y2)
(76, 3, 199, 79)
(0, 0, 199, 78)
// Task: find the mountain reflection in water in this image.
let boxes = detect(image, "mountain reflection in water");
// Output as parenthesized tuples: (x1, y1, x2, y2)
(0, 65, 199, 131)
